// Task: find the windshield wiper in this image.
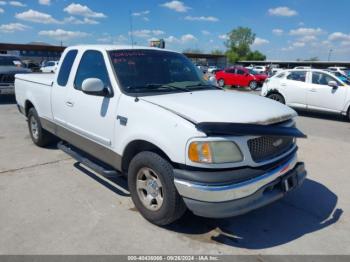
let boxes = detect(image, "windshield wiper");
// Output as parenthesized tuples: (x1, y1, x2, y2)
(185, 83, 218, 89)
(126, 83, 191, 92)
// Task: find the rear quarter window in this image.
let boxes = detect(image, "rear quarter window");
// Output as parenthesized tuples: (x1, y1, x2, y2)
(286, 71, 307, 82)
(275, 72, 287, 78)
(57, 50, 78, 86)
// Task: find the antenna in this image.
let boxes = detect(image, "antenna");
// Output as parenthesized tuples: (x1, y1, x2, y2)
(129, 10, 134, 48)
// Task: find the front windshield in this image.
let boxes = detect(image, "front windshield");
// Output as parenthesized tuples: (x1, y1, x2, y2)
(341, 76, 350, 85)
(332, 72, 350, 85)
(109, 50, 215, 94)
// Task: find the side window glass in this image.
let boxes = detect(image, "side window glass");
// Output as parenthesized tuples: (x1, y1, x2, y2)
(237, 69, 245, 75)
(276, 72, 286, 78)
(312, 72, 341, 86)
(57, 50, 78, 86)
(74, 50, 110, 91)
(286, 71, 306, 82)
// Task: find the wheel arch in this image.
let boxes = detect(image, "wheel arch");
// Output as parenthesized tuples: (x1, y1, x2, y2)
(121, 140, 174, 173)
(266, 89, 285, 98)
(24, 100, 35, 116)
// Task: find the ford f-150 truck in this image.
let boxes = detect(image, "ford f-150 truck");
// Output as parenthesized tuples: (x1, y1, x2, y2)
(15, 45, 307, 225)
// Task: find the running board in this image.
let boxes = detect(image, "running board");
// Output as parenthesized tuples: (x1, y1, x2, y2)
(57, 141, 121, 178)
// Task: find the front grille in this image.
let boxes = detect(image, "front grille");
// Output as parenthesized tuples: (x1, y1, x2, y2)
(248, 136, 294, 162)
(0, 74, 15, 84)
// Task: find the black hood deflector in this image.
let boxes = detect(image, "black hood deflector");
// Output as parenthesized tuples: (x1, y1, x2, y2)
(196, 122, 307, 138)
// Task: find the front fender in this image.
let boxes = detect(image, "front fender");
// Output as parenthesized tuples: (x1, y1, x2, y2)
(114, 95, 204, 165)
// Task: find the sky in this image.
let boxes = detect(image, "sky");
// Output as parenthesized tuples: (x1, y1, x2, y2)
(0, 0, 350, 61)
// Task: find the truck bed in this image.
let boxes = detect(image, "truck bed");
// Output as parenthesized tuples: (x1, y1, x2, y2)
(15, 73, 55, 121)
(16, 73, 55, 86)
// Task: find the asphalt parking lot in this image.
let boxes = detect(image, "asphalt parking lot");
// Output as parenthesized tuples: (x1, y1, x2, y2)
(0, 92, 349, 255)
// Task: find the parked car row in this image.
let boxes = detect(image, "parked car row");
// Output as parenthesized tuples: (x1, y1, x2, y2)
(40, 61, 59, 73)
(0, 55, 31, 95)
(215, 66, 268, 90)
(0, 55, 60, 95)
(262, 68, 350, 120)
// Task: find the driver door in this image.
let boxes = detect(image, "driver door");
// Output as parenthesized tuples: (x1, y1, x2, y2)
(235, 68, 248, 86)
(64, 50, 117, 148)
(307, 71, 347, 112)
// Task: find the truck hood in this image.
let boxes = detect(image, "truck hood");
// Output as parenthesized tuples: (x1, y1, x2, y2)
(141, 90, 296, 125)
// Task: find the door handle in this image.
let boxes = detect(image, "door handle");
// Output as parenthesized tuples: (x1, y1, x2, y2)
(310, 89, 316, 92)
(65, 101, 74, 107)
(281, 83, 287, 86)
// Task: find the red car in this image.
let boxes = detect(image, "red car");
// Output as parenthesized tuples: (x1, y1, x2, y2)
(215, 66, 267, 90)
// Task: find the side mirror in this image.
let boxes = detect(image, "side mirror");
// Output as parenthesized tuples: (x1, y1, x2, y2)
(328, 80, 338, 88)
(82, 78, 111, 97)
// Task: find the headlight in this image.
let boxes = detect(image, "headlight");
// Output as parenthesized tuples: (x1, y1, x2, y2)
(188, 141, 243, 164)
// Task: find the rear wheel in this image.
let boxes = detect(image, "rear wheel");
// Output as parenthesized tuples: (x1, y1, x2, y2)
(27, 108, 56, 147)
(347, 107, 350, 122)
(218, 79, 225, 88)
(267, 93, 285, 104)
(249, 80, 258, 90)
(128, 151, 186, 226)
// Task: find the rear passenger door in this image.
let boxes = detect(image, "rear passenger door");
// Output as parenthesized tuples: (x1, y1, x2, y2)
(223, 69, 235, 85)
(64, 50, 118, 149)
(281, 71, 309, 109)
(307, 71, 347, 112)
(52, 49, 78, 126)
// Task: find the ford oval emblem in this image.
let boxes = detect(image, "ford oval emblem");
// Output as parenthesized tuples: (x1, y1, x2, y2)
(273, 138, 283, 147)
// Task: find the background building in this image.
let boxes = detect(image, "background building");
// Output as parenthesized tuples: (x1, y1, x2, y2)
(0, 42, 64, 64)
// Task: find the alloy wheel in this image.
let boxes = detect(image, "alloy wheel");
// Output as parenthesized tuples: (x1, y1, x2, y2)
(136, 167, 164, 211)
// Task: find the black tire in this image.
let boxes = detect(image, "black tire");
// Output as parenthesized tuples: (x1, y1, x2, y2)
(267, 93, 285, 104)
(128, 151, 187, 226)
(27, 108, 56, 147)
(249, 80, 258, 90)
(347, 107, 350, 122)
(218, 79, 225, 88)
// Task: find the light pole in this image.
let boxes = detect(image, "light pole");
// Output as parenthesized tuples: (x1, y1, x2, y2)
(328, 48, 333, 61)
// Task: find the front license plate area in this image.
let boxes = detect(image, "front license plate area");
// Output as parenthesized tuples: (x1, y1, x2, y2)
(281, 171, 298, 192)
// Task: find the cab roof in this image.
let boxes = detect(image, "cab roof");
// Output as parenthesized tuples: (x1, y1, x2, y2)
(66, 44, 177, 53)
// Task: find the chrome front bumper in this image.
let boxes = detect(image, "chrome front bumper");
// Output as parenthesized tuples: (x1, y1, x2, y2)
(174, 155, 306, 218)
(174, 154, 300, 203)
(0, 85, 15, 95)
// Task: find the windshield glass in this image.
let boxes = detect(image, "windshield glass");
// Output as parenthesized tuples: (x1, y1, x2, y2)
(109, 50, 215, 94)
(249, 69, 259, 75)
(0, 56, 24, 67)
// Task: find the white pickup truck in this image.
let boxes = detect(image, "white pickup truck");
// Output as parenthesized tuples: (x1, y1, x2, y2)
(15, 45, 307, 225)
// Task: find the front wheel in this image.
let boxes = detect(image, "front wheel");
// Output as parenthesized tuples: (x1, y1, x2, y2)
(249, 81, 258, 90)
(218, 79, 225, 87)
(128, 152, 187, 226)
(267, 93, 285, 104)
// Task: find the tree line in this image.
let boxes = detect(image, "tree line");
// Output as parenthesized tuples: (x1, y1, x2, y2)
(182, 27, 267, 63)
(220, 26, 266, 63)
